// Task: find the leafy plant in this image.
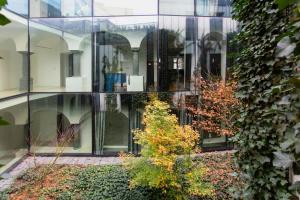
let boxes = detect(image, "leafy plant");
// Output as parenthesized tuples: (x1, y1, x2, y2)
(122, 96, 213, 199)
(187, 77, 240, 136)
(0, 117, 9, 125)
(0, 0, 10, 26)
(274, 0, 300, 194)
(67, 165, 151, 200)
(196, 152, 244, 200)
(232, 0, 299, 199)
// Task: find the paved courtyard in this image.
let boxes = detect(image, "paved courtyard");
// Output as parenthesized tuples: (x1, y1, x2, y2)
(0, 156, 122, 192)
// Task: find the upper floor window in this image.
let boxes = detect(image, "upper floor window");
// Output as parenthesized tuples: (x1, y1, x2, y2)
(159, 0, 194, 15)
(94, 0, 158, 16)
(30, 0, 92, 17)
(196, 0, 232, 17)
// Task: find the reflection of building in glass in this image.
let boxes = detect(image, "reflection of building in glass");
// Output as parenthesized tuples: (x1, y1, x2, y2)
(0, 0, 238, 170)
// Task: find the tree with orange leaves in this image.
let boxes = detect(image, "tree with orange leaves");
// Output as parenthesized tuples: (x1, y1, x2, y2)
(187, 76, 240, 137)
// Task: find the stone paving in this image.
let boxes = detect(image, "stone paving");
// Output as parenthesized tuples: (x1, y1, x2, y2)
(0, 156, 122, 192)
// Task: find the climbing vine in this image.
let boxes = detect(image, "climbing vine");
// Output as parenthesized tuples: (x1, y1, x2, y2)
(232, 0, 299, 199)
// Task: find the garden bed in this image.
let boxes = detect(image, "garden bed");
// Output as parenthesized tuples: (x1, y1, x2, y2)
(0, 152, 242, 200)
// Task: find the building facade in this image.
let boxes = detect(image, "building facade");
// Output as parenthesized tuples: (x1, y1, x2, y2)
(0, 0, 237, 171)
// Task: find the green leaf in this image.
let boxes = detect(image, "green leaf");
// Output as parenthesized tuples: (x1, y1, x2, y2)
(276, 0, 298, 10)
(273, 151, 295, 169)
(0, 0, 8, 7)
(0, 13, 10, 26)
(0, 117, 9, 125)
(276, 36, 296, 57)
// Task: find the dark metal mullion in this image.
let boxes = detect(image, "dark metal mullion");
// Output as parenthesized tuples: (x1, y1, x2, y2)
(91, 9, 96, 154)
(27, 1, 31, 153)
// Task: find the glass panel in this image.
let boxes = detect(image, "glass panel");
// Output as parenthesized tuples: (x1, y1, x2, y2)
(29, 18, 92, 92)
(93, 16, 158, 92)
(196, 0, 232, 17)
(159, 0, 194, 15)
(0, 97, 28, 172)
(5, 0, 28, 17)
(0, 14, 28, 99)
(29, 94, 92, 154)
(30, 0, 92, 17)
(94, 0, 157, 16)
(197, 17, 238, 80)
(94, 93, 130, 155)
(159, 16, 195, 92)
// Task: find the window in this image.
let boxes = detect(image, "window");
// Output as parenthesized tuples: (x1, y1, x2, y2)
(159, 16, 195, 91)
(94, 0, 157, 16)
(30, 0, 92, 17)
(29, 18, 92, 92)
(0, 14, 28, 99)
(196, 0, 232, 17)
(93, 16, 158, 92)
(30, 94, 92, 154)
(159, 0, 194, 15)
(197, 17, 238, 80)
(0, 97, 28, 171)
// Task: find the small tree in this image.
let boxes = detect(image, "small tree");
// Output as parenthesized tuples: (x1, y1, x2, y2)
(187, 76, 239, 137)
(122, 96, 213, 200)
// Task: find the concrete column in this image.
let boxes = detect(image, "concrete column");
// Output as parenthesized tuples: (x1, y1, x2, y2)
(132, 48, 139, 75)
(18, 51, 33, 91)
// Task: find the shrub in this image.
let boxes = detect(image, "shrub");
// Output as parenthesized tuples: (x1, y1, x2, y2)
(122, 97, 213, 200)
(195, 152, 243, 200)
(61, 165, 151, 200)
(187, 77, 240, 137)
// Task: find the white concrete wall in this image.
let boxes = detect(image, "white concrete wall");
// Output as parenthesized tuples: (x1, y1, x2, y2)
(0, 40, 23, 91)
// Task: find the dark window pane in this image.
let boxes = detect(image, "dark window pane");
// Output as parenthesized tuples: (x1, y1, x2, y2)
(197, 17, 238, 80)
(159, 16, 195, 92)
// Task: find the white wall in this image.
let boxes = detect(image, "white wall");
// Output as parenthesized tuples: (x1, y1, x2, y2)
(0, 40, 23, 91)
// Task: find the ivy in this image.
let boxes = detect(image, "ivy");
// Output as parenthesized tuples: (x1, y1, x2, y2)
(232, 0, 299, 199)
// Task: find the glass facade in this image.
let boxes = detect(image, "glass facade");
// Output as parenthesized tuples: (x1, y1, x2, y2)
(0, 97, 28, 172)
(0, 0, 238, 161)
(29, 94, 92, 154)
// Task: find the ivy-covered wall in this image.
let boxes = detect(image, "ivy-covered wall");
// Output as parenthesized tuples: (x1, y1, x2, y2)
(232, 0, 299, 199)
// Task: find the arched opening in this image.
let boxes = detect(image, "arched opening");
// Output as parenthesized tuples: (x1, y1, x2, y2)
(95, 31, 132, 92)
(30, 30, 69, 92)
(139, 31, 158, 90)
(159, 29, 192, 91)
(197, 32, 225, 80)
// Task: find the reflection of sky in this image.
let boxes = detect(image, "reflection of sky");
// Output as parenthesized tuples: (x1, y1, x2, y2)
(6, 0, 28, 15)
(94, 0, 157, 15)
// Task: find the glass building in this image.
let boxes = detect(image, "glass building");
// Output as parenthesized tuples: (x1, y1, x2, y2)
(0, 0, 237, 170)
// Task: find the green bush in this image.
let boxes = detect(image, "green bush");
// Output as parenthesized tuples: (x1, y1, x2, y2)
(0, 189, 9, 200)
(59, 165, 152, 200)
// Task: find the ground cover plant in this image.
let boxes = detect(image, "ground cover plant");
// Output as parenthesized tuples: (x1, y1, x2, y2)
(0, 152, 241, 200)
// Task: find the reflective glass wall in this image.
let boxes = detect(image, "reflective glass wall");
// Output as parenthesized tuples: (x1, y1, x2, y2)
(0, 97, 28, 172)
(29, 94, 92, 154)
(0, 0, 237, 157)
